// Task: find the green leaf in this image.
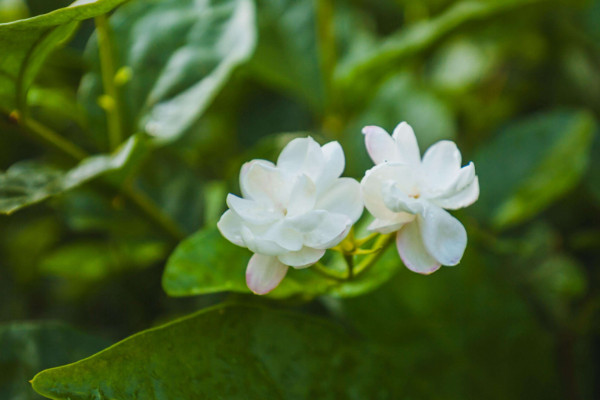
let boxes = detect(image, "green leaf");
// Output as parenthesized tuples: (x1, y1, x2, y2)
(80, 0, 256, 143)
(472, 109, 596, 229)
(0, 134, 145, 214)
(335, 0, 551, 97)
(249, 0, 323, 110)
(32, 304, 401, 399)
(162, 226, 403, 300)
(40, 239, 169, 282)
(585, 130, 600, 203)
(0, 321, 110, 400)
(0, 0, 128, 113)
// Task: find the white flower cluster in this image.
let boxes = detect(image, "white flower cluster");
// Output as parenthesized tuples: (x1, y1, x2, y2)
(218, 122, 479, 294)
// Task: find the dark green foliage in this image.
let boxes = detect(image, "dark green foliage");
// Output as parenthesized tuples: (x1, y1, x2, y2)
(0, 0, 598, 398)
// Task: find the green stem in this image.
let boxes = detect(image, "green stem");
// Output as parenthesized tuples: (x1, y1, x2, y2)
(21, 115, 88, 160)
(316, 0, 337, 114)
(312, 262, 347, 282)
(344, 253, 354, 280)
(354, 234, 394, 276)
(95, 14, 124, 150)
(355, 232, 378, 247)
(18, 114, 184, 241)
(121, 184, 186, 241)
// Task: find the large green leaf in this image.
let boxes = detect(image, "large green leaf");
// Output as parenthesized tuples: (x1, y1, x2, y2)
(79, 0, 256, 143)
(31, 304, 403, 399)
(472, 109, 596, 229)
(0, 0, 128, 113)
(0, 321, 110, 400)
(0, 134, 145, 214)
(162, 226, 402, 300)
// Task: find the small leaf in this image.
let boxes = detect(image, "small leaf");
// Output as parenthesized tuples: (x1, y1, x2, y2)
(162, 226, 402, 300)
(0, 0, 128, 113)
(80, 0, 256, 143)
(472, 109, 596, 229)
(31, 304, 400, 399)
(0, 134, 145, 214)
(0, 321, 109, 400)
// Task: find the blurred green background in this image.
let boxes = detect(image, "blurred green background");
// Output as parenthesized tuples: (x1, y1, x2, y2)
(1, 0, 599, 398)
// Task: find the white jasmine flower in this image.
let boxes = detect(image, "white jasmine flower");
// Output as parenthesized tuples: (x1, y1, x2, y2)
(361, 122, 479, 274)
(218, 137, 363, 294)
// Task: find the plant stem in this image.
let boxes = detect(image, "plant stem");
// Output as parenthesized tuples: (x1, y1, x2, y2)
(344, 253, 354, 279)
(18, 114, 184, 241)
(316, 0, 337, 113)
(354, 234, 394, 276)
(121, 184, 186, 241)
(21, 116, 88, 161)
(312, 262, 347, 282)
(95, 14, 124, 150)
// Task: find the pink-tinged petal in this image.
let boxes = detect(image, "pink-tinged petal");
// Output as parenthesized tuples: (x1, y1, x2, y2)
(304, 213, 352, 249)
(361, 163, 415, 221)
(419, 205, 467, 266)
(240, 161, 287, 207)
(286, 174, 317, 217)
(278, 247, 325, 268)
(396, 222, 441, 274)
(286, 210, 327, 232)
(315, 177, 363, 223)
(277, 137, 325, 182)
(241, 226, 287, 256)
(392, 122, 421, 166)
(432, 176, 479, 210)
(315, 141, 345, 192)
(367, 216, 413, 234)
(217, 210, 245, 247)
(226, 194, 280, 225)
(381, 181, 424, 215)
(421, 140, 462, 195)
(246, 254, 289, 295)
(362, 125, 400, 164)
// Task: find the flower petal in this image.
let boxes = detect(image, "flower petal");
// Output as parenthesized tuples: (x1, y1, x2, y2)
(286, 210, 327, 232)
(304, 213, 352, 249)
(226, 194, 279, 225)
(421, 140, 462, 195)
(367, 216, 412, 234)
(246, 254, 288, 295)
(419, 205, 467, 266)
(277, 137, 325, 182)
(263, 220, 304, 252)
(278, 247, 325, 268)
(315, 177, 363, 223)
(286, 174, 317, 217)
(396, 222, 441, 274)
(217, 210, 245, 247)
(381, 181, 424, 215)
(392, 122, 421, 166)
(362, 125, 399, 164)
(432, 176, 479, 210)
(361, 163, 416, 221)
(314, 141, 345, 192)
(241, 226, 287, 256)
(240, 161, 287, 207)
